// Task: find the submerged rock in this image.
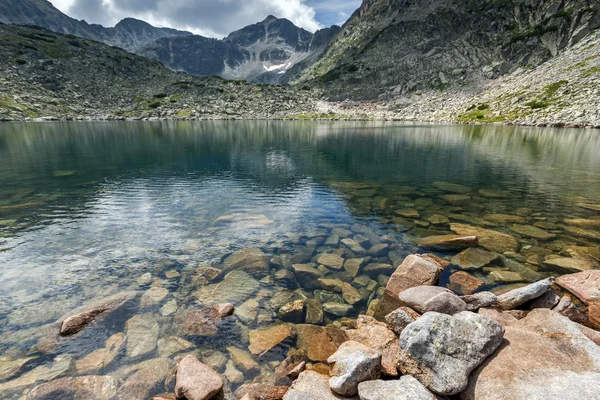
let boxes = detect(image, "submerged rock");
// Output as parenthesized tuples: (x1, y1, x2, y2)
(544, 257, 598, 273)
(125, 314, 159, 358)
(175, 355, 223, 400)
(451, 248, 499, 270)
(296, 325, 348, 362)
(28, 375, 118, 400)
(448, 271, 485, 295)
(59, 291, 137, 336)
(398, 311, 504, 395)
(248, 324, 295, 356)
(418, 235, 478, 251)
(114, 358, 171, 400)
(462, 309, 600, 400)
(318, 253, 345, 270)
(291, 264, 322, 290)
(450, 224, 519, 253)
(328, 341, 381, 396)
(222, 248, 270, 278)
(358, 376, 435, 400)
(194, 270, 259, 305)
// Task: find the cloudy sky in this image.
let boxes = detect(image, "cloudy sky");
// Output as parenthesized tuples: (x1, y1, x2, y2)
(49, 0, 361, 38)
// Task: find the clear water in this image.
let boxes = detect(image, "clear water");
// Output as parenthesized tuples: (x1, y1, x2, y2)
(0, 121, 599, 397)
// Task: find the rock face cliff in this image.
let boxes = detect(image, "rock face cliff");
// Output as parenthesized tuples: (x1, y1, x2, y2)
(0, 0, 192, 52)
(298, 0, 600, 100)
(140, 16, 341, 83)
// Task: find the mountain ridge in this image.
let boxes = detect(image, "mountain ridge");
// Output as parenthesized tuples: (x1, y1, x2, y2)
(0, 0, 192, 51)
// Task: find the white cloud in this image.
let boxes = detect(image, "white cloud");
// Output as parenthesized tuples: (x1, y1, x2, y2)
(50, 0, 324, 38)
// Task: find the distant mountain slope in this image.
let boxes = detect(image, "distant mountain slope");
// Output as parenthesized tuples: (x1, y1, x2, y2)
(140, 16, 341, 83)
(0, 24, 317, 121)
(0, 0, 192, 51)
(298, 0, 600, 100)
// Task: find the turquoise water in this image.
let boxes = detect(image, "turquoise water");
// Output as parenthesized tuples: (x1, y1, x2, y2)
(0, 121, 599, 397)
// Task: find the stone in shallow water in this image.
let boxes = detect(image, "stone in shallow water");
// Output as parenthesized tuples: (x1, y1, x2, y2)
(103, 333, 125, 368)
(291, 264, 321, 290)
(175, 355, 223, 400)
(125, 314, 159, 358)
(362, 262, 393, 276)
(575, 203, 600, 212)
(249, 324, 295, 356)
(157, 336, 194, 358)
(195, 270, 259, 305)
(341, 238, 367, 254)
(75, 349, 106, 374)
(448, 271, 485, 295)
(319, 278, 345, 293)
(428, 214, 449, 226)
(450, 223, 519, 253)
(509, 224, 556, 241)
(323, 302, 353, 317)
(555, 270, 600, 305)
(564, 218, 600, 228)
(28, 375, 118, 400)
(160, 299, 178, 316)
(328, 341, 381, 396)
(484, 214, 526, 224)
(343, 258, 364, 278)
(140, 287, 169, 308)
(224, 360, 244, 384)
(0, 355, 37, 381)
(278, 300, 305, 323)
(418, 234, 478, 251)
(305, 299, 323, 325)
(452, 247, 499, 270)
(433, 182, 472, 194)
(496, 278, 554, 310)
(342, 283, 364, 305)
(462, 309, 600, 400)
(318, 253, 345, 270)
(295, 325, 348, 362)
(543, 257, 598, 273)
(227, 347, 259, 374)
(564, 226, 600, 241)
(358, 376, 435, 400)
(395, 209, 421, 219)
(59, 291, 138, 336)
(399, 311, 504, 395)
(441, 194, 471, 206)
(174, 308, 221, 336)
(222, 248, 270, 278)
(478, 189, 506, 198)
(488, 269, 524, 283)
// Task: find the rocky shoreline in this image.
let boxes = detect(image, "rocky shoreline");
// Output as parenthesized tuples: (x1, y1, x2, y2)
(2, 251, 599, 400)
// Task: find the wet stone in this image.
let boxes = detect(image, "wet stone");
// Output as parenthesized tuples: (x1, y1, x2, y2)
(278, 300, 305, 323)
(510, 224, 556, 241)
(323, 302, 353, 317)
(428, 214, 449, 226)
(448, 271, 485, 295)
(125, 314, 159, 358)
(451, 247, 499, 270)
(318, 253, 345, 270)
(543, 257, 598, 273)
(344, 258, 365, 278)
(419, 235, 478, 251)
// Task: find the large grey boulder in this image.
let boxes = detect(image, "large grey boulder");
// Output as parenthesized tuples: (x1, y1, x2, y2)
(328, 341, 382, 396)
(497, 278, 554, 310)
(398, 286, 467, 315)
(398, 311, 504, 395)
(462, 309, 600, 400)
(358, 376, 436, 400)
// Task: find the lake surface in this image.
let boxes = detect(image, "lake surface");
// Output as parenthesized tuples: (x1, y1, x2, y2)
(0, 121, 599, 397)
